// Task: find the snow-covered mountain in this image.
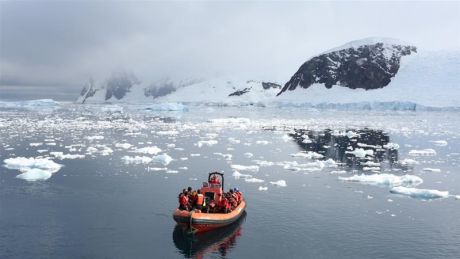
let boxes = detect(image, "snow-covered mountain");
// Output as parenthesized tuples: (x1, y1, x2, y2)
(77, 37, 460, 109)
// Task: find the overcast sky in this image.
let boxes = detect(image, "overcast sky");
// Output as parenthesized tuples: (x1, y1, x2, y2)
(1, 0, 459, 100)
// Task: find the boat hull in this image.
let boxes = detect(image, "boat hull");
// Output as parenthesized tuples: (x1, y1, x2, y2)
(173, 200, 246, 233)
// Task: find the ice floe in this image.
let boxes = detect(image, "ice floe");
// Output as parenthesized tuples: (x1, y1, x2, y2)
(290, 151, 324, 159)
(245, 177, 264, 183)
(122, 156, 152, 164)
(50, 152, 85, 160)
(231, 164, 259, 172)
(152, 154, 173, 166)
(258, 186, 268, 191)
(115, 143, 133, 149)
(431, 140, 448, 146)
(346, 148, 374, 158)
(390, 186, 449, 200)
(409, 149, 437, 156)
(270, 180, 287, 187)
(3, 157, 62, 181)
(339, 173, 423, 187)
(133, 146, 162, 155)
(197, 140, 218, 147)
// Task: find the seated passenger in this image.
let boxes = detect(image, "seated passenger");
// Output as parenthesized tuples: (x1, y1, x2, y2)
(178, 190, 190, 211)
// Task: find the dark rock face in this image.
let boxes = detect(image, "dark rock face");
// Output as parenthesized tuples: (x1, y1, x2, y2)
(144, 82, 177, 99)
(228, 81, 281, 97)
(229, 87, 251, 96)
(262, 82, 281, 90)
(104, 73, 139, 101)
(79, 78, 96, 104)
(278, 42, 416, 96)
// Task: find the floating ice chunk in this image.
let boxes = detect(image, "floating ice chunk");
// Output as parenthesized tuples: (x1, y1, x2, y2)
(143, 102, 188, 111)
(16, 168, 53, 181)
(228, 137, 240, 144)
(3, 157, 62, 181)
(232, 170, 252, 179)
(346, 148, 373, 158)
(152, 154, 173, 166)
(255, 140, 270, 145)
(245, 177, 264, 183)
(231, 164, 259, 172)
(455, 195, 460, 200)
(346, 131, 359, 138)
(197, 140, 218, 147)
(148, 167, 167, 171)
(409, 149, 437, 156)
(390, 186, 449, 200)
(156, 130, 179, 136)
(167, 144, 176, 148)
(115, 143, 132, 149)
(86, 135, 104, 141)
(50, 152, 85, 160)
(361, 161, 381, 167)
(258, 186, 268, 191)
(134, 146, 162, 155)
(323, 159, 338, 168)
(422, 168, 441, 173)
(244, 152, 254, 158)
(400, 158, 419, 165)
(270, 180, 287, 187)
(290, 151, 324, 159)
(166, 170, 179, 174)
(190, 153, 200, 157)
(253, 160, 275, 167)
(383, 143, 400, 150)
(178, 166, 188, 170)
(29, 143, 43, 147)
(431, 140, 448, 146)
(122, 156, 152, 164)
(339, 173, 423, 188)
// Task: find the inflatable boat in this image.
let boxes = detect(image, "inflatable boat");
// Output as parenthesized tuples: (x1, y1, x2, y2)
(173, 172, 246, 233)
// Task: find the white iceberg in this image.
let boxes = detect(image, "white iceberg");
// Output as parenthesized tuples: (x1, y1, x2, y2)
(390, 186, 449, 200)
(409, 149, 437, 156)
(122, 156, 152, 164)
(231, 164, 259, 172)
(197, 140, 218, 147)
(3, 157, 62, 181)
(270, 180, 287, 187)
(258, 186, 268, 191)
(245, 177, 264, 183)
(339, 173, 423, 188)
(346, 148, 374, 158)
(134, 146, 162, 155)
(152, 154, 173, 166)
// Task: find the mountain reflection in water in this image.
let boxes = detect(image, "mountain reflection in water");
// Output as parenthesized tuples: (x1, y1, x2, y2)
(173, 212, 246, 258)
(290, 128, 399, 171)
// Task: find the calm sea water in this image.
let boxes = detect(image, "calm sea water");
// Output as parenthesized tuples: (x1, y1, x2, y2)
(1, 104, 459, 258)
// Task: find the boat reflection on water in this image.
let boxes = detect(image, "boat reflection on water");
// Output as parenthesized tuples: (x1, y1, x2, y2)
(173, 211, 247, 258)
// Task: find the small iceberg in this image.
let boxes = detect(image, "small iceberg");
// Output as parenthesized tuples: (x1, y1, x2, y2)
(3, 157, 62, 181)
(390, 186, 449, 200)
(339, 173, 423, 188)
(270, 180, 287, 187)
(152, 154, 173, 166)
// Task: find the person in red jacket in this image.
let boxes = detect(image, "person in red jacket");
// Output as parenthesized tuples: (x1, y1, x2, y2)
(178, 190, 190, 211)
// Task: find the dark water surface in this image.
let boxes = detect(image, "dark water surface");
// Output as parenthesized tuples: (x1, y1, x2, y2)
(1, 104, 459, 258)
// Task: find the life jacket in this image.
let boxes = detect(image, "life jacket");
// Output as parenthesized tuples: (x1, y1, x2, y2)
(196, 193, 204, 206)
(179, 194, 188, 206)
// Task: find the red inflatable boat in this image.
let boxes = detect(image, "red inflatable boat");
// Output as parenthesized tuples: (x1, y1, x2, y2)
(173, 172, 246, 233)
